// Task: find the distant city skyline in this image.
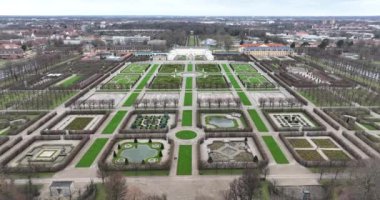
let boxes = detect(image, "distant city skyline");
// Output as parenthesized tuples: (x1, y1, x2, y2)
(1, 0, 380, 16)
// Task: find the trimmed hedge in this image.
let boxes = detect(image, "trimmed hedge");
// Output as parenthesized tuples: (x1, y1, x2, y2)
(41, 110, 110, 135)
(1, 111, 48, 135)
(279, 132, 360, 167)
(262, 108, 326, 132)
(27, 112, 57, 135)
(0, 136, 9, 146)
(354, 131, 380, 155)
(255, 62, 308, 105)
(342, 131, 378, 158)
(97, 136, 174, 171)
(313, 108, 340, 130)
(0, 136, 22, 156)
(196, 109, 253, 133)
(0, 135, 89, 173)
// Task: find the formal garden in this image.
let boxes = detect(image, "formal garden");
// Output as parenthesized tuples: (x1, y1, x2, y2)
(195, 64, 221, 73)
(262, 109, 325, 131)
(41, 111, 109, 135)
(159, 64, 185, 73)
(121, 63, 150, 73)
(196, 75, 229, 89)
(100, 74, 141, 91)
(0, 112, 47, 135)
(149, 75, 182, 90)
(111, 139, 166, 164)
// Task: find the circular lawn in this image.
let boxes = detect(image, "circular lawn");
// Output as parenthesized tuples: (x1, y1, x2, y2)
(176, 130, 197, 140)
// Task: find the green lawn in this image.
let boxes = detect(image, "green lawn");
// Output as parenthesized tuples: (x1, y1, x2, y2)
(135, 64, 159, 90)
(159, 64, 184, 73)
(184, 92, 192, 106)
(182, 110, 192, 126)
(176, 130, 197, 140)
(76, 138, 109, 168)
(150, 75, 182, 89)
(185, 77, 193, 90)
(248, 109, 268, 132)
(221, 64, 252, 106)
(187, 64, 193, 71)
(231, 64, 258, 73)
(196, 64, 220, 72)
(177, 145, 192, 175)
(123, 92, 139, 107)
(121, 63, 150, 73)
(262, 136, 289, 164)
(102, 111, 127, 134)
(95, 184, 106, 200)
(123, 64, 159, 106)
(57, 74, 82, 88)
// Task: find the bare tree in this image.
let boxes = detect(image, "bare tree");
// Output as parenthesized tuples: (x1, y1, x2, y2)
(223, 169, 261, 200)
(104, 172, 128, 200)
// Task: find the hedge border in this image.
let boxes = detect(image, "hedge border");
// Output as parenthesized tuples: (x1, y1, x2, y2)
(197, 132, 269, 170)
(279, 132, 360, 167)
(40, 110, 110, 135)
(0, 135, 89, 173)
(196, 109, 253, 133)
(262, 108, 326, 132)
(97, 135, 174, 171)
(118, 109, 178, 134)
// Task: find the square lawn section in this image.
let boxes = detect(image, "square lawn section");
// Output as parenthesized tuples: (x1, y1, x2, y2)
(64, 117, 93, 130)
(101, 74, 140, 90)
(182, 110, 192, 126)
(177, 145, 192, 175)
(196, 75, 229, 89)
(121, 63, 150, 73)
(248, 109, 268, 132)
(312, 138, 338, 148)
(76, 138, 109, 167)
(150, 75, 182, 89)
(231, 64, 258, 73)
(262, 136, 288, 164)
(322, 150, 351, 160)
(287, 138, 313, 148)
(184, 92, 192, 106)
(196, 64, 220, 73)
(159, 64, 185, 73)
(102, 111, 128, 134)
(296, 150, 325, 161)
(238, 74, 275, 89)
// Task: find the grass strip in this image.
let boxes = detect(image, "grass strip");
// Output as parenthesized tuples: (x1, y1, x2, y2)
(182, 110, 192, 126)
(262, 136, 289, 164)
(221, 64, 252, 106)
(177, 145, 192, 175)
(102, 111, 127, 134)
(76, 138, 109, 168)
(248, 109, 268, 132)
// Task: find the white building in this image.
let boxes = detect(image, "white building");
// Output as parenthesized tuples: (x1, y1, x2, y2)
(167, 47, 214, 61)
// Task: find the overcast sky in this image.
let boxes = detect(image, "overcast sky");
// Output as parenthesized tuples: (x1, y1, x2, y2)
(0, 0, 379, 16)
